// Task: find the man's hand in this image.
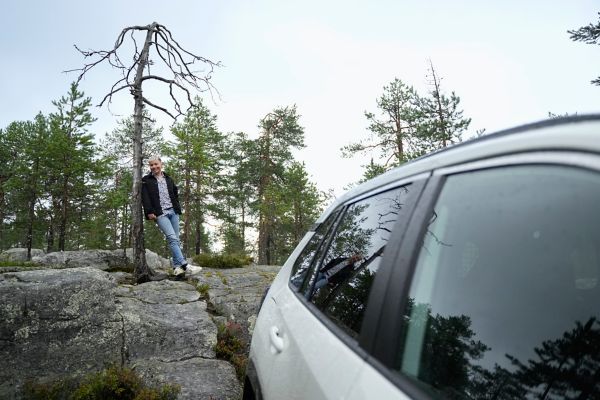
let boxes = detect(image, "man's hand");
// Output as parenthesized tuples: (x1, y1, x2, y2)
(148, 213, 157, 221)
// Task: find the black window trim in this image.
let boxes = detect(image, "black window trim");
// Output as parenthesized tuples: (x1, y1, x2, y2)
(371, 150, 600, 399)
(288, 208, 344, 293)
(358, 177, 429, 353)
(299, 206, 347, 296)
(287, 173, 430, 360)
(370, 174, 445, 365)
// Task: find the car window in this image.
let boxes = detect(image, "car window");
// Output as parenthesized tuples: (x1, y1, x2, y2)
(394, 165, 600, 399)
(289, 209, 341, 290)
(309, 185, 412, 338)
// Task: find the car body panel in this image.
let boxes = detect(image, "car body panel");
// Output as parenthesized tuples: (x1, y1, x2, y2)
(261, 285, 365, 399)
(251, 231, 367, 400)
(247, 116, 600, 400)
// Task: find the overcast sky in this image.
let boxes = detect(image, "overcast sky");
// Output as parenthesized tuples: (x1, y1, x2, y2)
(2, 0, 599, 197)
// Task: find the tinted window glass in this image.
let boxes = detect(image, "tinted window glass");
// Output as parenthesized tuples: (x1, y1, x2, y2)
(310, 185, 412, 338)
(395, 166, 600, 399)
(289, 210, 340, 290)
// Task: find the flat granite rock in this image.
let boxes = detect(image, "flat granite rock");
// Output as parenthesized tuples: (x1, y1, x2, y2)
(192, 265, 280, 338)
(137, 358, 242, 400)
(0, 268, 122, 396)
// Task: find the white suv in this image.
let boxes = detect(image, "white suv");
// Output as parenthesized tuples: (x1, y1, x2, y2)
(244, 116, 600, 400)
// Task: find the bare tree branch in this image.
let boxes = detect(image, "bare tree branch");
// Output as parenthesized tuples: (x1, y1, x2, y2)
(142, 96, 176, 119)
(98, 82, 132, 107)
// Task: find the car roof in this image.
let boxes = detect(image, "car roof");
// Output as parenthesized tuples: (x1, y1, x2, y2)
(318, 114, 600, 223)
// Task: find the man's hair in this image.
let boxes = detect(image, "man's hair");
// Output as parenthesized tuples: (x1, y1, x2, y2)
(148, 155, 162, 163)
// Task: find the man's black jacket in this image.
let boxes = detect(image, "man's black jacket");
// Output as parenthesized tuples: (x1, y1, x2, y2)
(141, 172, 182, 219)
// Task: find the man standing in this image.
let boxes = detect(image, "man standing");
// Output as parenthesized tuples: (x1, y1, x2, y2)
(141, 156, 200, 279)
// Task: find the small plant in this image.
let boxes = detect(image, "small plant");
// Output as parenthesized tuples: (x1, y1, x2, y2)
(0, 260, 40, 268)
(197, 283, 210, 298)
(192, 253, 250, 269)
(106, 264, 135, 273)
(23, 365, 180, 400)
(216, 321, 247, 381)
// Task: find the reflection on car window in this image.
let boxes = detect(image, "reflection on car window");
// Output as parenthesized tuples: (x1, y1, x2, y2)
(310, 185, 412, 338)
(289, 210, 340, 290)
(395, 166, 600, 399)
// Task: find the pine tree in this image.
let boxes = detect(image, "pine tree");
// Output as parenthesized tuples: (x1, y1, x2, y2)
(568, 12, 600, 86)
(165, 97, 226, 256)
(47, 83, 99, 251)
(255, 106, 305, 265)
(4, 116, 50, 258)
(341, 78, 424, 170)
(271, 161, 324, 263)
(418, 60, 471, 150)
(220, 132, 257, 256)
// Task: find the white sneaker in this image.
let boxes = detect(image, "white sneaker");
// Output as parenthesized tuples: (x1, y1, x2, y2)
(185, 264, 203, 274)
(173, 266, 185, 277)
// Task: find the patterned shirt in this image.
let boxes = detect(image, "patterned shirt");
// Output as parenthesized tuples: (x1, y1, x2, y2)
(155, 173, 173, 211)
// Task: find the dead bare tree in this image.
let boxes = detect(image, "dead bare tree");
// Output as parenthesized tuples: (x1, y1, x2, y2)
(67, 22, 219, 283)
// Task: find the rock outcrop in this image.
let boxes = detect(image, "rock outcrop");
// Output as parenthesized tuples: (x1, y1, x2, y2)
(28, 248, 171, 271)
(0, 247, 45, 262)
(0, 246, 281, 399)
(0, 267, 244, 399)
(193, 266, 280, 340)
(0, 268, 123, 396)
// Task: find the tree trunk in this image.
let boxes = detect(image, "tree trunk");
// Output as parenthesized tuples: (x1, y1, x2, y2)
(46, 217, 54, 252)
(429, 60, 448, 147)
(58, 178, 69, 251)
(294, 198, 301, 243)
(395, 118, 404, 163)
(182, 165, 191, 256)
(131, 24, 155, 283)
(111, 208, 118, 248)
(47, 196, 60, 252)
(25, 160, 39, 261)
(240, 201, 246, 247)
(0, 181, 5, 248)
(195, 219, 201, 255)
(26, 195, 35, 261)
(120, 204, 128, 248)
(258, 130, 271, 265)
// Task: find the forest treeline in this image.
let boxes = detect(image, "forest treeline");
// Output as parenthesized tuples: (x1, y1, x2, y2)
(0, 83, 327, 265)
(0, 62, 472, 265)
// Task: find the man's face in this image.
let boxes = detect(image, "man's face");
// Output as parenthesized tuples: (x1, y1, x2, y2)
(149, 159, 162, 175)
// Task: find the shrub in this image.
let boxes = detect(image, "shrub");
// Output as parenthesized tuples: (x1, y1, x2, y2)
(105, 264, 134, 273)
(0, 260, 40, 268)
(216, 321, 247, 380)
(192, 253, 250, 269)
(23, 365, 180, 400)
(197, 283, 210, 298)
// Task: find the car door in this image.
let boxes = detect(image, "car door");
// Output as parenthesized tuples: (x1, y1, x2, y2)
(261, 182, 424, 399)
(356, 152, 600, 399)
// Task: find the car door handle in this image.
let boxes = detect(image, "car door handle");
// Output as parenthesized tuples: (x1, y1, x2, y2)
(269, 326, 284, 353)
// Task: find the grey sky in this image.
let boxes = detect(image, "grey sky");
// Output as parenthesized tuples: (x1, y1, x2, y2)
(2, 0, 599, 196)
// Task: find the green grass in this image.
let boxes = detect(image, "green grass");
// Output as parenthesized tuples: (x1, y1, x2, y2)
(192, 253, 252, 269)
(197, 283, 210, 298)
(23, 365, 179, 400)
(0, 260, 40, 268)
